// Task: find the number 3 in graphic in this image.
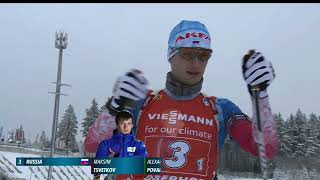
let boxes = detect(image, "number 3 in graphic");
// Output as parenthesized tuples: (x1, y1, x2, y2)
(164, 141, 190, 169)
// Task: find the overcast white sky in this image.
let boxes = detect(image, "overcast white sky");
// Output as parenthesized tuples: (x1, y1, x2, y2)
(0, 3, 319, 142)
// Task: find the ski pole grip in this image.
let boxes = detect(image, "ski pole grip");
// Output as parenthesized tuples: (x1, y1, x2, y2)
(252, 85, 262, 131)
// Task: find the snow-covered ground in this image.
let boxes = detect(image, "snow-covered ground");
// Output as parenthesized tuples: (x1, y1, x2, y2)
(217, 166, 320, 180)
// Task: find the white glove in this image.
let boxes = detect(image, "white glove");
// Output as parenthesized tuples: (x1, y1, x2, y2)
(242, 49, 275, 98)
(107, 69, 148, 114)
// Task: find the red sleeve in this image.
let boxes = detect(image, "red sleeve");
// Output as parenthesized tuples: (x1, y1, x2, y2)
(84, 112, 116, 153)
(228, 119, 278, 159)
(228, 119, 259, 157)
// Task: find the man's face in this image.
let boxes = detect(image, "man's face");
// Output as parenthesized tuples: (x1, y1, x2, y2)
(117, 118, 133, 134)
(170, 47, 212, 86)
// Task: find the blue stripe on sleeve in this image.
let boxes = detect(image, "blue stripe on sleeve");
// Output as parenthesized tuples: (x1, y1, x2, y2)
(216, 98, 246, 148)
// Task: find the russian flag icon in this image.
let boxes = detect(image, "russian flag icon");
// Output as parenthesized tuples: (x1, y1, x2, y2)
(80, 158, 89, 165)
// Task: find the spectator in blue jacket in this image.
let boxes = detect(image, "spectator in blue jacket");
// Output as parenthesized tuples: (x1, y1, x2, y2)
(95, 110, 148, 158)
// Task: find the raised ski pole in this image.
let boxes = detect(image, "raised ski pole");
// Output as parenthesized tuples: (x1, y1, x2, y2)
(252, 85, 268, 180)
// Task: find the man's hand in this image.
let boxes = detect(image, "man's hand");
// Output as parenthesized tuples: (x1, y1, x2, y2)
(107, 69, 149, 115)
(242, 49, 275, 98)
(108, 148, 117, 157)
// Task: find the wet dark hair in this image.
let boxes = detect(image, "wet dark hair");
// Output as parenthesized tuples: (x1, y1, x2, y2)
(115, 110, 133, 125)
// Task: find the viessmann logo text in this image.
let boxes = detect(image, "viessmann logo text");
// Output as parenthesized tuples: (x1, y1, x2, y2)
(147, 110, 213, 126)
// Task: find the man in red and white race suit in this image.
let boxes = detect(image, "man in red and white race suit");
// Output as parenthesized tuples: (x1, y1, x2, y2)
(84, 20, 279, 180)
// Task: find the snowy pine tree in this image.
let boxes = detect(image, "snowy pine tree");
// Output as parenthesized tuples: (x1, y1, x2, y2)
(318, 115, 320, 143)
(99, 101, 107, 114)
(284, 114, 296, 157)
(39, 131, 46, 148)
(15, 125, 25, 143)
(8, 129, 14, 141)
(0, 126, 3, 138)
(81, 99, 100, 137)
(293, 109, 307, 157)
(274, 113, 287, 156)
(57, 104, 78, 151)
(305, 113, 320, 157)
(309, 113, 320, 143)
